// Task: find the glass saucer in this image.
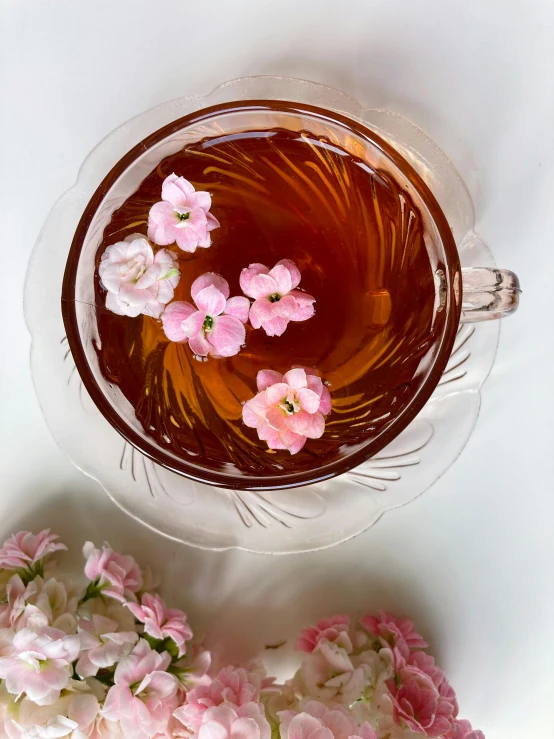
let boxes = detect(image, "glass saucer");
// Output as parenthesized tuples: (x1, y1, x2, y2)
(24, 76, 499, 554)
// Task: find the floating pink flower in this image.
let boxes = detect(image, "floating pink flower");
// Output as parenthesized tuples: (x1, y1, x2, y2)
(0, 627, 81, 706)
(190, 704, 271, 739)
(174, 665, 265, 734)
(360, 611, 427, 669)
(0, 530, 66, 572)
(242, 368, 331, 454)
(382, 663, 458, 738)
(161, 273, 249, 358)
(240, 260, 315, 337)
(102, 639, 178, 739)
(99, 236, 180, 318)
(296, 616, 350, 654)
(126, 593, 192, 658)
(83, 542, 143, 603)
(148, 173, 220, 253)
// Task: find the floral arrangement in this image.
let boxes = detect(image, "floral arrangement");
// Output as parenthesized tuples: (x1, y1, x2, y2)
(0, 530, 484, 739)
(97, 173, 325, 455)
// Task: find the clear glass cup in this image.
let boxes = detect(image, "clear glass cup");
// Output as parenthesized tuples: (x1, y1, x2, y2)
(61, 92, 520, 492)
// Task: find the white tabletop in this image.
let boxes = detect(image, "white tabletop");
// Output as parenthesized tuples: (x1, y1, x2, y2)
(1, 1, 553, 737)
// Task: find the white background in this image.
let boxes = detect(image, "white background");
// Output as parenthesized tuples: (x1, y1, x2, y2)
(1, 1, 554, 737)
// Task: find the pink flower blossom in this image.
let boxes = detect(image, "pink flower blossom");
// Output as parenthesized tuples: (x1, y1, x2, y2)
(148, 173, 220, 253)
(0, 531, 66, 573)
(360, 611, 428, 669)
(126, 593, 192, 658)
(76, 614, 138, 678)
(382, 663, 458, 738)
(445, 719, 485, 739)
(242, 368, 331, 454)
(279, 701, 377, 739)
(79, 597, 136, 634)
(279, 712, 332, 739)
(292, 629, 368, 705)
(1, 575, 79, 635)
(408, 651, 447, 688)
(6, 690, 100, 739)
(161, 273, 249, 358)
(102, 639, 178, 739)
(174, 665, 266, 733)
(190, 704, 271, 739)
(7, 714, 80, 738)
(239, 260, 315, 337)
(82, 542, 143, 603)
(296, 616, 350, 654)
(171, 645, 212, 690)
(99, 236, 180, 318)
(0, 627, 81, 705)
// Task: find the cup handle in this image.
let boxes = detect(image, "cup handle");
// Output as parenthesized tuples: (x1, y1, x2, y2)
(460, 268, 521, 323)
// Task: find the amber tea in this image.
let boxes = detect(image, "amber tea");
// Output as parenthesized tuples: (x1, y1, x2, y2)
(94, 125, 440, 479)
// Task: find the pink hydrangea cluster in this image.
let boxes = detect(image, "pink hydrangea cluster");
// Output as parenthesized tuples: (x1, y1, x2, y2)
(0, 529, 485, 739)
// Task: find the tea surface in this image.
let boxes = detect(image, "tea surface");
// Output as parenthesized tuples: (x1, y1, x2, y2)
(94, 127, 439, 477)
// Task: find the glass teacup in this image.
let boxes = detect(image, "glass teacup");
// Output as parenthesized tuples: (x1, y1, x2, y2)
(62, 92, 520, 491)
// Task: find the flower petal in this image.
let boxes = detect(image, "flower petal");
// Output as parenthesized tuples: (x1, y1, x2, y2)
(245, 273, 278, 300)
(191, 273, 230, 301)
(297, 388, 321, 414)
(117, 284, 148, 314)
(105, 291, 130, 316)
(194, 285, 227, 316)
(142, 298, 165, 319)
(260, 315, 289, 337)
(249, 299, 276, 329)
(283, 368, 308, 391)
(266, 407, 288, 432)
(257, 370, 283, 391)
(161, 301, 195, 342)
(242, 393, 269, 427)
(271, 294, 297, 319)
(318, 385, 332, 415)
(268, 263, 292, 295)
(284, 410, 313, 435)
(208, 315, 245, 357)
(189, 330, 212, 357)
(182, 311, 206, 339)
(276, 259, 301, 289)
(175, 222, 207, 253)
(224, 296, 250, 324)
(305, 373, 323, 397)
(289, 290, 316, 321)
(305, 412, 325, 439)
(278, 428, 307, 454)
(206, 212, 220, 231)
(261, 425, 287, 450)
(239, 263, 269, 296)
(187, 191, 212, 212)
(265, 383, 291, 407)
(155, 278, 176, 306)
(162, 173, 195, 206)
(147, 201, 179, 246)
